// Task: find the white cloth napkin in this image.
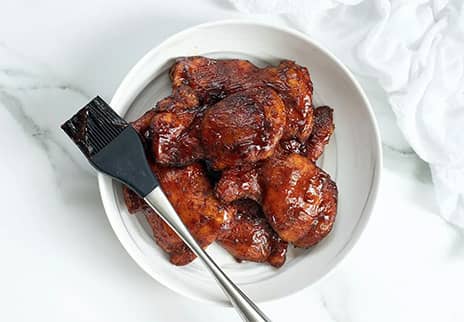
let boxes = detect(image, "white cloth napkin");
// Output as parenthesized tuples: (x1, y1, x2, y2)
(230, 0, 464, 227)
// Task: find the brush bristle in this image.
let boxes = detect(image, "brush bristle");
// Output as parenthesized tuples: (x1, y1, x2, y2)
(61, 96, 128, 158)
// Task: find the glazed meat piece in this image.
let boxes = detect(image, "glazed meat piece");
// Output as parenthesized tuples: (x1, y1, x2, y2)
(293, 174, 337, 248)
(261, 153, 338, 246)
(218, 199, 288, 267)
(145, 163, 235, 265)
(145, 210, 195, 265)
(278, 106, 334, 160)
(171, 57, 313, 141)
(215, 164, 262, 204)
(259, 60, 314, 141)
(151, 85, 204, 166)
(123, 186, 147, 214)
(131, 108, 156, 137)
(153, 111, 205, 166)
(303, 106, 334, 162)
(218, 200, 270, 264)
(201, 87, 286, 169)
(170, 56, 259, 103)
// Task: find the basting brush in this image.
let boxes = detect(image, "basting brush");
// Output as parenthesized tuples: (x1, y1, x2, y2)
(61, 96, 270, 322)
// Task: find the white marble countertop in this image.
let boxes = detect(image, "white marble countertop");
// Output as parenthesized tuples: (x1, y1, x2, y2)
(1, 1, 463, 321)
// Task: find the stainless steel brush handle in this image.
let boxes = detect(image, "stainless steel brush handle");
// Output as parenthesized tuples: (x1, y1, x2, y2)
(144, 187, 271, 322)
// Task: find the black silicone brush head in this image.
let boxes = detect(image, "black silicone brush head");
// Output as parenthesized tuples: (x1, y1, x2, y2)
(61, 96, 158, 197)
(61, 96, 128, 158)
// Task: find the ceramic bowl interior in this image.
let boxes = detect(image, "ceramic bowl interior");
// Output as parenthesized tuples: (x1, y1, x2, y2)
(99, 21, 382, 305)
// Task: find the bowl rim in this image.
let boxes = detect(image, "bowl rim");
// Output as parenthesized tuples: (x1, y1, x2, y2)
(98, 19, 383, 306)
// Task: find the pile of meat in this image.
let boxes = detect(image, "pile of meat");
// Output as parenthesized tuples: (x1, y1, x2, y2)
(123, 57, 337, 268)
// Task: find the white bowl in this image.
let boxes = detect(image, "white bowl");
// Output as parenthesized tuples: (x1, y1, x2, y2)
(98, 20, 382, 305)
